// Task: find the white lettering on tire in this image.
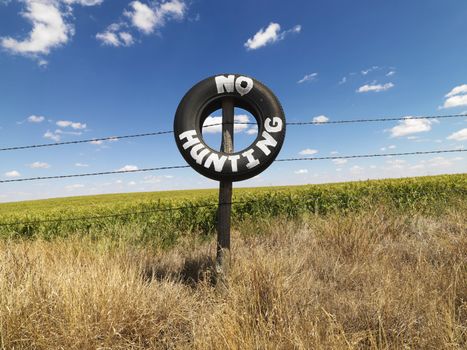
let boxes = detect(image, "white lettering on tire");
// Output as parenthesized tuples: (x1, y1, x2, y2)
(215, 75, 254, 96)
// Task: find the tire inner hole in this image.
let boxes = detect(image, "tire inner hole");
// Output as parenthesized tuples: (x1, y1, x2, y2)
(201, 107, 259, 153)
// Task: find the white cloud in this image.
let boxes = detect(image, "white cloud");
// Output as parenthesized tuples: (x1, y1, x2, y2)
(63, 0, 103, 5)
(361, 66, 379, 75)
(141, 175, 172, 184)
(446, 84, 467, 98)
(349, 165, 364, 174)
(332, 159, 348, 165)
(297, 73, 317, 84)
(447, 128, 467, 141)
(389, 117, 432, 137)
(118, 165, 139, 171)
(119, 32, 134, 46)
(386, 70, 396, 77)
(1, 0, 102, 61)
(96, 22, 124, 45)
(357, 82, 394, 93)
(244, 22, 301, 50)
(386, 159, 406, 169)
(338, 77, 347, 85)
(89, 140, 103, 145)
(98, 0, 186, 47)
(313, 115, 329, 123)
(125, 0, 185, 34)
(75, 162, 89, 167)
(4, 170, 21, 178)
(56, 120, 86, 129)
(426, 157, 459, 168)
(246, 125, 258, 135)
(381, 145, 396, 151)
(65, 183, 84, 190)
(1, 1, 70, 56)
(54, 128, 82, 136)
(443, 95, 467, 109)
(410, 164, 425, 170)
(203, 115, 251, 134)
(128, 181, 137, 186)
(299, 148, 318, 155)
(44, 130, 61, 142)
(29, 161, 50, 169)
(244, 22, 280, 50)
(126, 1, 156, 33)
(294, 169, 308, 174)
(27, 115, 45, 123)
(142, 175, 161, 184)
(96, 30, 121, 46)
(443, 84, 467, 108)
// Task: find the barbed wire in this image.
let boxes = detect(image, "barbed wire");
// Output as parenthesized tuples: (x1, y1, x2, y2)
(1, 113, 465, 152)
(0, 123, 252, 152)
(275, 149, 466, 162)
(0, 165, 190, 183)
(0, 131, 173, 152)
(0, 200, 252, 227)
(285, 113, 467, 125)
(1, 149, 465, 184)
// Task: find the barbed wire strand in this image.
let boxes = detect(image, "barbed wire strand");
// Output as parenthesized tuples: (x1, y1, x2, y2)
(1, 149, 465, 184)
(0, 165, 190, 183)
(0, 130, 173, 152)
(1, 113, 465, 152)
(286, 113, 467, 125)
(0, 200, 253, 227)
(275, 149, 466, 162)
(0, 123, 241, 152)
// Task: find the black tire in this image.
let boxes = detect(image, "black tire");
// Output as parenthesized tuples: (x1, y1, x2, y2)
(174, 74, 286, 182)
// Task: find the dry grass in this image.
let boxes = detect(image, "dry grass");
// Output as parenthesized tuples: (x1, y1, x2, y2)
(0, 206, 466, 349)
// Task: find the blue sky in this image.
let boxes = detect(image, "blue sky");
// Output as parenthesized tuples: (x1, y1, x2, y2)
(0, 0, 466, 202)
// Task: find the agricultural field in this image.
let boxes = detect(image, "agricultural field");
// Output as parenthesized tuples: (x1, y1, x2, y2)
(0, 174, 466, 349)
(0, 174, 465, 243)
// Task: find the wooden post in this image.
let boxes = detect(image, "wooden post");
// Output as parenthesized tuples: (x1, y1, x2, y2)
(216, 97, 234, 287)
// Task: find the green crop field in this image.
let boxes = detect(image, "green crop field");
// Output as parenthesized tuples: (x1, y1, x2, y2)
(1, 174, 465, 245)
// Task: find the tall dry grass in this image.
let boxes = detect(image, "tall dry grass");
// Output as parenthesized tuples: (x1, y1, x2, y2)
(0, 206, 466, 349)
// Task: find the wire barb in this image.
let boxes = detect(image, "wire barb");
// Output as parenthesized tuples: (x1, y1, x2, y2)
(276, 149, 467, 162)
(0, 200, 253, 227)
(1, 113, 465, 152)
(1, 149, 465, 184)
(0, 165, 190, 183)
(286, 113, 467, 125)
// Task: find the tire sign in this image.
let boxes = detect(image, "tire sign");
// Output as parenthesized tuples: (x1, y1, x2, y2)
(174, 74, 286, 182)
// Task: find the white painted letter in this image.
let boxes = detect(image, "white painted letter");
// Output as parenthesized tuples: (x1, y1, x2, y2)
(228, 155, 240, 172)
(215, 75, 235, 94)
(190, 143, 210, 164)
(242, 149, 260, 169)
(264, 117, 283, 133)
(179, 130, 200, 149)
(256, 131, 277, 156)
(235, 76, 253, 96)
(204, 153, 228, 172)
